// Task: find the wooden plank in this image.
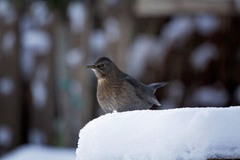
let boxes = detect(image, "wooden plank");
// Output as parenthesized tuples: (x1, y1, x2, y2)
(134, 0, 238, 16)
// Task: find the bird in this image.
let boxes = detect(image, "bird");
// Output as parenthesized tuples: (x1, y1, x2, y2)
(86, 57, 167, 113)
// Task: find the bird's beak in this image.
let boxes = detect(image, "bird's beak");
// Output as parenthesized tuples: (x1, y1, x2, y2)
(86, 64, 97, 69)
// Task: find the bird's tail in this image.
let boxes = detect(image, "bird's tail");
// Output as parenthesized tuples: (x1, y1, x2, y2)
(148, 82, 167, 92)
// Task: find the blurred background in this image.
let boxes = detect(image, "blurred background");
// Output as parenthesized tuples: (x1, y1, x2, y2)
(0, 0, 240, 158)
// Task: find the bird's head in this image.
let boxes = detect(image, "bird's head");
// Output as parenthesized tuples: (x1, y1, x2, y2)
(86, 57, 122, 79)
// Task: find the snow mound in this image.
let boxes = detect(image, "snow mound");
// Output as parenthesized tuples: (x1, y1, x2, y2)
(76, 107, 240, 160)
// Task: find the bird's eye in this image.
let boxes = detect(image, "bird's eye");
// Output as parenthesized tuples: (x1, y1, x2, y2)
(99, 64, 104, 68)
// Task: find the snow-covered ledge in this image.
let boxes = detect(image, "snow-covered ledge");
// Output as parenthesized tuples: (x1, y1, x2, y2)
(76, 107, 240, 160)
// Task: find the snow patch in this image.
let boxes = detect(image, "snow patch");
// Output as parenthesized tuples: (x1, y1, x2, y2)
(89, 30, 106, 54)
(66, 48, 84, 68)
(1, 145, 75, 160)
(31, 80, 47, 109)
(0, 0, 16, 24)
(20, 50, 36, 79)
(76, 107, 240, 160)
(161, 15, 194, 44)
(127, 35, 159, 78)
(22, 29, 52, 55)
(194, 13, 220, 36)
(67, 2, 86, 33)
(190, 42, 218, 71)
(0, 77, 14, 95)
(30, 1, 52, 26)
(0, 125, 12, 147)
(104, 17, 120, 43)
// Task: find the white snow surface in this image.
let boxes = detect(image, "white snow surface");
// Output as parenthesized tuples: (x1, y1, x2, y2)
(1, 145, 75, 160)
(76, 107, 240, 160)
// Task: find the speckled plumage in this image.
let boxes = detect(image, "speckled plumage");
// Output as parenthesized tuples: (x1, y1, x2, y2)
(86, 57, 167, 113)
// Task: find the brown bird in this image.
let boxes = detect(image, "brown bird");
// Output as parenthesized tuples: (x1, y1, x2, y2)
(86, 57, 167, 113)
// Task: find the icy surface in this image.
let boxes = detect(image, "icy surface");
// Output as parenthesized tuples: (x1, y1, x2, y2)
(76, 107, 240, 160)
(1, 145, 75, 160)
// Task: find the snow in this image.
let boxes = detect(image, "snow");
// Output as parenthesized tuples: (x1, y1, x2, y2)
(89, 30, 106, 54)
(104, 17, 120, 43)
(31, 80, 47, 109)
(0, 0, 16, 24)
(66, 48, 84, 68)
(22, 29, 52, 55)
(0, 125, 12, 147)
(1, 145, 75, 160)
(0, 77, 14, 95)
(76, 107, 240, 160)
(161, 15, 194, 44)
(127, 35, 160, 78)
(20, 50, 35, 78)
(194, 13, 220, 36)
(67, 2, 86, 34)
(21, 29, 51, 78)
(190, 42, 218, 71)
(30, 1, 52, 26)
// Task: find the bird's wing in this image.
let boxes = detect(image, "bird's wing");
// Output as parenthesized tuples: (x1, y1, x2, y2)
(123, 76, 160, 106)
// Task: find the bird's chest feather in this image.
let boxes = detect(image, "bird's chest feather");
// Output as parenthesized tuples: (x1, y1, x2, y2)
(97, 78, 122, 103)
